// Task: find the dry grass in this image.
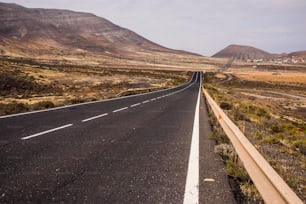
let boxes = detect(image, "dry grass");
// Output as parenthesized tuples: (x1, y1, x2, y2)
(204, 71, 306, 202)
(208, 96, 263, 203)
(234, 71, 306, 84)
(0, 56, 191, 115)
(0, 38, 222, 72)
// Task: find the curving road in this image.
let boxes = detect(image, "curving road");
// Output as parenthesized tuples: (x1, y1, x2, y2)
(0, 72, 235, 203)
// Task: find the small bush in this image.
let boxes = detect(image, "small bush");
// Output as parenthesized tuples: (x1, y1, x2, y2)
(32, 101, 55, 110)
(261, 135, 281, 145)
(214, 144, 235, 159)
(254, 131, 263, 140)
(233, 107, 250, 121)
(240, 182, 262, 202)
(226, 159, 249, 182)
(255, 107, 270, 118)
(209, 129, 230, 144)
(0, 102, 29, 115)
(271, 125, 283, 133)
(289, 139, 306, 155)
(220, 102, 232, 110)
(69, 98, 87, 104)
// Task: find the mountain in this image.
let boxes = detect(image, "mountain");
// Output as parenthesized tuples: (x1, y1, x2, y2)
(0, 2, 197, 59)
(288, 51, 306, 60)
(212, 44, 274, 60)
(212, 44, 306, 62)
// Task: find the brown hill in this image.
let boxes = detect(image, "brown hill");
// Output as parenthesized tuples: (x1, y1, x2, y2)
(288, 51, 306, 59)
(212, 44, 275, 60)
(0, 2, 198, 59)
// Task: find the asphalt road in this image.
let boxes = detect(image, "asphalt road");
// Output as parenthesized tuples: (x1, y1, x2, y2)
(0, 72, 235, 203)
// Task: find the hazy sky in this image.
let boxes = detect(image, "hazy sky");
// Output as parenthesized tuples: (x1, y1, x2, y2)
(2, 0, 306, 56)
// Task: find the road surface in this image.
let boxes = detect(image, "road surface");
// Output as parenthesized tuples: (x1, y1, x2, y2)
(0, 72, 235, 203)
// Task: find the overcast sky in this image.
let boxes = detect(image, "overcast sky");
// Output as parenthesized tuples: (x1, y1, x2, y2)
(2, 0, 306, 56)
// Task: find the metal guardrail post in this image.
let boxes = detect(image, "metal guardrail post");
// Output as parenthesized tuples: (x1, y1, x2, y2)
(203, 87, 303, 204)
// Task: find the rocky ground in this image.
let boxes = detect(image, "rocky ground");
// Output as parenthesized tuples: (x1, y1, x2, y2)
(0, 56, 191, 116)
(203, 71, 306, 202)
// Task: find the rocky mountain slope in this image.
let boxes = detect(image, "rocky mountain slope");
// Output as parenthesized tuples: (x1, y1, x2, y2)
(288, 51, 306, 60)
(212, 44, 274, 60)
(0, 2, 197, 59)
(212, 44, 306, 61)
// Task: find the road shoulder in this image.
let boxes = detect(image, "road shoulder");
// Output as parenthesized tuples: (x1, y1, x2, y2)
(199, 94, 237, 204)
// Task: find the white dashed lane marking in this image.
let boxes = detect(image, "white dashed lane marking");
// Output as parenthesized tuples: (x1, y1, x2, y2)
(130, 103, 141, 107)
(113, 107, 129, 113)
(82, 113, 109, 122)
(18, 73, 199, 141)
(21, 124, 73, 140)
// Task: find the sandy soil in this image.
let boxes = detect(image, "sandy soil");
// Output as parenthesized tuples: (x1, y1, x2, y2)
(234, 71, 306, 84)
(0, 57, 190, 114)
(204, 71, 306, 202)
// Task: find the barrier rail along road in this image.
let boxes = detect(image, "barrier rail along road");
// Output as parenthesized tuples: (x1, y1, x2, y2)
(203, 87, 303, 204)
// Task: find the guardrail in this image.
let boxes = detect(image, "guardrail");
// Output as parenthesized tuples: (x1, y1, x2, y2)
(203, 88, 303, 204)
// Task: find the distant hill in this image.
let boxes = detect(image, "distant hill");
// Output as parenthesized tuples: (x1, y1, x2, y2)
(212, 44, 306, 62)
(212, 44, 274, 60)
(288, 51, 306, 59)
(0, 2, 198, 59)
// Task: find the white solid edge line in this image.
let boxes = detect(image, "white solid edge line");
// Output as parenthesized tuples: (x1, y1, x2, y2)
(0, 73, 196, 119)
(112, 107, 128, 113)
(183, 72, 201, 204)
(82, 113, 108, 122)
(21, 124, 73, 140)
(130, 103, 141, 107)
